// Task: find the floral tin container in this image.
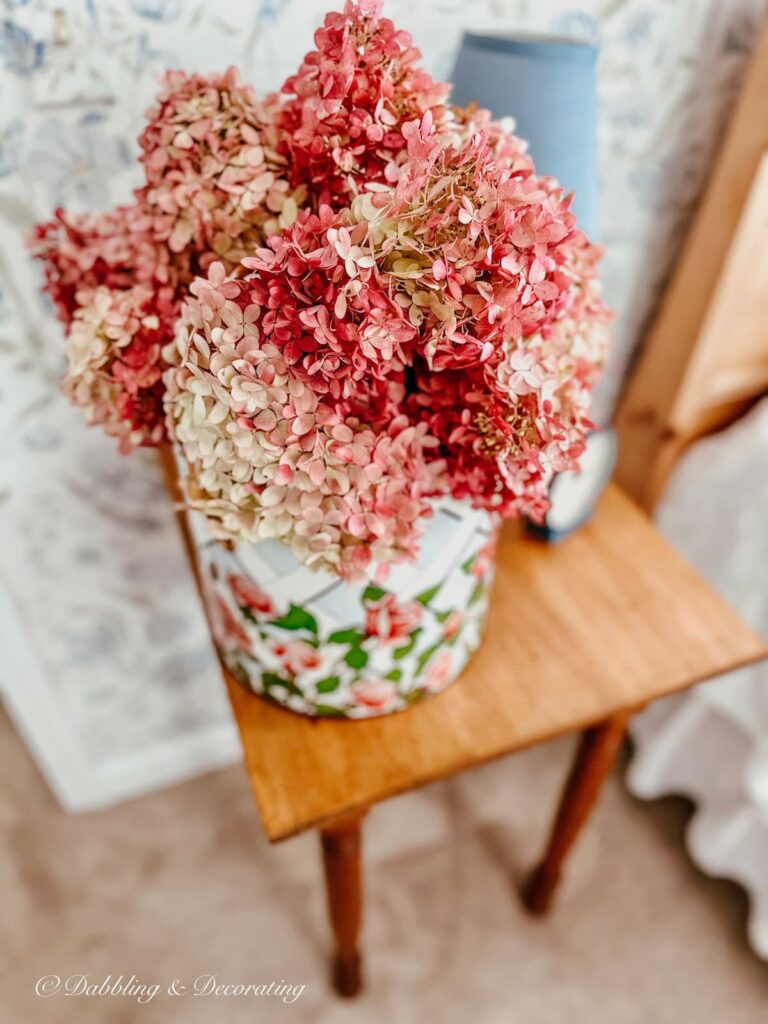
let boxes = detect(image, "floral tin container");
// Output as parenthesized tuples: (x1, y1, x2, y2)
(191, 500, 497, 719)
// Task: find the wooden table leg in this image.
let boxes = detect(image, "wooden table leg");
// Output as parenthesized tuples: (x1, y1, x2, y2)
(523, 711, 631, 915)
(320, 810, 367, 997)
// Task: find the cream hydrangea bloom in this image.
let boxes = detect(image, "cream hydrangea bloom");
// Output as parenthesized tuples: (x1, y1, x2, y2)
(163, 263, 446, 578)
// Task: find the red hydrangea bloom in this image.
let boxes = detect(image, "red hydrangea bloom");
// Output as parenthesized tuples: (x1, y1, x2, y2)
(239, 205, 416, 410)
(32, 67, 301, 450)
(350, 123, 611, 517)
(31, 203, 188, 325)
(31, 204, 190, 449)
(278, 0, 449, 200)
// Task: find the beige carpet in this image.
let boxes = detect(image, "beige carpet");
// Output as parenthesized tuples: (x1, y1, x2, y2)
(2, 707, 767, 1024)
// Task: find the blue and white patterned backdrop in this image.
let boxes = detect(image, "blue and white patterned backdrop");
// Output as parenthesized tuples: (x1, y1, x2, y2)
(1, 0, 767, 805)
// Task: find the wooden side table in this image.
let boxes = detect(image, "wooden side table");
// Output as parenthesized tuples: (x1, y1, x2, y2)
(165, 461, 767, 997)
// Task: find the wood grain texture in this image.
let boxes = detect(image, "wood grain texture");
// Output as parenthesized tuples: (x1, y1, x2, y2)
(222, 485, 767, 841)
(669, 152, 768, 433)
(615, 26, 768, 507)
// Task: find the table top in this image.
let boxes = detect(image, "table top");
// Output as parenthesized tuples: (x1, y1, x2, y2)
(223, 485, 767, 841)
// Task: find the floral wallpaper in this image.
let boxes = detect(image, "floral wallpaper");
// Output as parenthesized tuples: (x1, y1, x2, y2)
(0, 0, 766, 804)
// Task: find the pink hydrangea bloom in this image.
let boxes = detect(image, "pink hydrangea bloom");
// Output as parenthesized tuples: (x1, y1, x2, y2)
(139, 66, 304, 272)
(35, 0, 611, 576)
(163, 262, 447, 578)
(351, 124, 611, 517)
(31, 204, 189, 449)
(62, 286, 168, 453)
(239, 205, 416, 409)
(32, 67, 303, 450)
(278, 0, 449, 200)
(31, 203, 187, 325)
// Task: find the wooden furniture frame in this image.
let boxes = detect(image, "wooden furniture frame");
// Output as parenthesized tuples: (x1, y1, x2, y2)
(163, 455, 766, 997)
(616, 26, 768, 508)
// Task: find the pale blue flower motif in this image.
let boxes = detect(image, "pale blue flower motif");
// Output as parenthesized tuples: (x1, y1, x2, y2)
(0, 119, 22, 177)
(24, 112, 134, 208)
(129, 0, 186, 21)
(21, 423, 62, 453)
(621, 11, 655, 45)
(84, 0, 100, 29)
(628, 158, 682, 216)
(0, 18, 45, 75)
(553, 11, 601, 47)
(133, 31, 179, 74)
(256, 0, 289, 21)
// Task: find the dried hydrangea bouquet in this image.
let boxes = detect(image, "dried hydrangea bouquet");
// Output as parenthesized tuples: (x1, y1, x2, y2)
(33, 0, 609, 718)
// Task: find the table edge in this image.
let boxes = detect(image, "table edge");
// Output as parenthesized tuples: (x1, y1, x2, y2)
(227, 640, 768, 842)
